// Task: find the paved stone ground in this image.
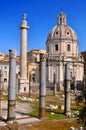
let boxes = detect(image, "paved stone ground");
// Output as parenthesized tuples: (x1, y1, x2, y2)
(0, 117, 40, 126)
(0, 100, 40, 126)
(1, 100, 32, 119)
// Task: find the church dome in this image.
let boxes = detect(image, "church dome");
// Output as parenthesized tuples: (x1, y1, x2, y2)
(47, 12, 78, 42)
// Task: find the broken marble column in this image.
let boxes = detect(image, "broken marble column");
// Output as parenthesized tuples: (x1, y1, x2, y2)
(53, 73, 57, 96)
(7, 50, 16, 120)
(0, 66, 4, 115)
(29, 73, 32, 97)
(74, 76, 77, 93)
(64, 63, 71, 116)
(39, 54, 46, 119)
(83, 75, 86, 88)
(0, 66, 4, 94)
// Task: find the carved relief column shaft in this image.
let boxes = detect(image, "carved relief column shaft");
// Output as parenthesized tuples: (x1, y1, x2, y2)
(19, 13, 29, 93)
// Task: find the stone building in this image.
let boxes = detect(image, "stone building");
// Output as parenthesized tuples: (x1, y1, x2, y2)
(27, 49, 46, 62)
(46, 11, 84, 90)
(81, 51, 86, 75)
(0, 52, 20, 92)
(27, 49, 46, 88)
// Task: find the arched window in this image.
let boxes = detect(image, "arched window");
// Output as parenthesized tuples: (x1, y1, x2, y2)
(63, 18, 64, 23)
(55, 44, 58, 51)
(67, 44, 70, 51)
(60, 17, 64, 24)
(60, 18, 62, 24)
(32, 74, 36, 82)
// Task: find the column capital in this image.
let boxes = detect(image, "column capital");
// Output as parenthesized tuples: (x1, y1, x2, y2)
(40, 54, 46, 62)
(9, 49, 16, 59)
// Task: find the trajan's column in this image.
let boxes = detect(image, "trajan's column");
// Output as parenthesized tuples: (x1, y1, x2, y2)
(19, 13, 29, 93)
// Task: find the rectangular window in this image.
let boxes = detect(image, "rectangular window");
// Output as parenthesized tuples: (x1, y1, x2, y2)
(55, 44, 58, 51)
(67, 44, 70, 51)
(24, 87, 26, 91)
(4, 66, 7, 69)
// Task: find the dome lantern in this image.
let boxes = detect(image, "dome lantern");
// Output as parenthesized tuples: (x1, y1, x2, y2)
(58, 11, 66, 25)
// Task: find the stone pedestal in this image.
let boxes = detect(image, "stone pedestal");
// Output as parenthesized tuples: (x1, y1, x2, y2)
(19, 78, 29, 93)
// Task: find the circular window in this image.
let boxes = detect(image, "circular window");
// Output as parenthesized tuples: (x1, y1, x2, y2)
(67, 32, 69, 35)
(56, 32, 58, 34)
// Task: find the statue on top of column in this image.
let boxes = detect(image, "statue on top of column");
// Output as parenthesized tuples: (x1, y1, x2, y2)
(23, 13, 27, 20)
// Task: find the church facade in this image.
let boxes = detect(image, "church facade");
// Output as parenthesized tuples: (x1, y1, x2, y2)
(46, 12, 84, 90)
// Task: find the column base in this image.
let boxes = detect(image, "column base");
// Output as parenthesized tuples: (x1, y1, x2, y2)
(18, 78, 29, 93)
(65, 111, 71, 117)
(39, 108, 46, 120)
(7, 100, 16, 121)
(7, 116, 15, 121)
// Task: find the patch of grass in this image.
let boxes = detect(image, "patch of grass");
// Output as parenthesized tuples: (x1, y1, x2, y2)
(30, 109, 39, 117)
(31, 101, 39, 109)
(16, 99, 26, 103)
(30, 108, 67, 120)
(47, 113, 67, 120)
(31, 105, 67, 120)
(46, 108, 67, 120)
(2, 95, 8, 100)
(30, 100, 39, 117)
(71, 105, 83, 111)
(71, 105, 77, 110)
(53, 108, 64, 114)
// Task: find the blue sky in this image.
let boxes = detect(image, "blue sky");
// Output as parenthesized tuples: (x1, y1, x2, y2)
(0, 0, 86, 55)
